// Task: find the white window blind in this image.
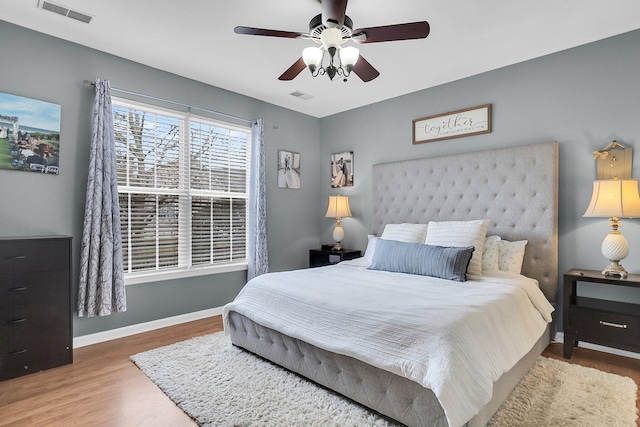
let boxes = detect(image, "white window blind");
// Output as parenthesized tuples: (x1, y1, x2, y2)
(113, 98, 250, 283)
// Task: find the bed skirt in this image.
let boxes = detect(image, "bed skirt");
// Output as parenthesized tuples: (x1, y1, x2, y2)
(226, 311, 554, 427)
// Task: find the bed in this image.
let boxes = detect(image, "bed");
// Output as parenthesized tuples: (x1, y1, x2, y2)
(224, 142, 559, 427)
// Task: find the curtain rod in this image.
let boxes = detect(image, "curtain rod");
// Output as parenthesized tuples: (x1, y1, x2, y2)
(83, 80, 255, 125)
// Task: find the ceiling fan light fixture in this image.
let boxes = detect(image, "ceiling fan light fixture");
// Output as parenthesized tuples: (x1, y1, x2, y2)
(235, 0, 429, 83)
(301, 44, 358, 81)
(303, 46, 323, 70)
(339, 46, 359, 72)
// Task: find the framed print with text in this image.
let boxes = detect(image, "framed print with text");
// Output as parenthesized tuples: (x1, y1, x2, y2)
(413, 104, 491, 144)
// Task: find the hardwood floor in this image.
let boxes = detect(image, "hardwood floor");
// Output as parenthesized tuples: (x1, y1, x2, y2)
(0, 316, 637, 426)
(0, 317, 219, 427)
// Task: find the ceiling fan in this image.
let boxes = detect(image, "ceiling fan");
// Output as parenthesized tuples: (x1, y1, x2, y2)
(234, 0, 430, 82)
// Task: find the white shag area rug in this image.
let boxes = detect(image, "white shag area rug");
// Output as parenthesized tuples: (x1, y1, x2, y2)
(130, 332, 638, 427)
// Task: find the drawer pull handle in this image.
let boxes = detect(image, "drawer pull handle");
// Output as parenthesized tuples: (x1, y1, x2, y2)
(8, 286, 27, 292)
(13, 255, 27, 260)
(5, 318, 27, 324)
(6, 349, 27, 356)
(599, 320, 627, 329)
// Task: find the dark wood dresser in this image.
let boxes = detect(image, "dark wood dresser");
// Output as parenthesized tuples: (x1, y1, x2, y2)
(0, 236, 73, 381)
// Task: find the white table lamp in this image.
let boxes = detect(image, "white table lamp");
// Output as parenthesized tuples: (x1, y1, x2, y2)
(325, 195, 352, 250)
(583, 179, 640, 278)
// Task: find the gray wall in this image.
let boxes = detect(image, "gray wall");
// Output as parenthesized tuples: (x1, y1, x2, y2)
(0, 21, 321, 337)
(320, 29, 640, 314)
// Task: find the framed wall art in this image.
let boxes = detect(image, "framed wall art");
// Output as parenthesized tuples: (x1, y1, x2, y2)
(330, 151, 353, 188)
(277, 149, 301, 189)
(413, 104, 491, 144)
(0, 91, 61, 174)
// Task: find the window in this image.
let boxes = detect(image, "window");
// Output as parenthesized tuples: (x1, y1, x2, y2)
(113, 98, 251, 284)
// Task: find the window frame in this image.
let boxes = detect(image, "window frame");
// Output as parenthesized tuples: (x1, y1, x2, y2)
(112, 97, 250, 285)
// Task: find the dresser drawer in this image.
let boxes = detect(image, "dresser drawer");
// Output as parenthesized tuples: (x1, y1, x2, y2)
(0, 270, 69, 306)
(1, 315, 72, 381)
(0, 342, 72, 382)
(1, 295, 70, 337)
(1, 318, 71, 354)
(0, 349, 33, 381)
(0, 239, 70, 273)
(570, 306, 640, 351)
(1, 320, 41, 351)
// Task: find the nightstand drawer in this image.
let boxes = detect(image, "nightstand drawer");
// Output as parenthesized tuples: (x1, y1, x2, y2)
(570, 306, 640, 351)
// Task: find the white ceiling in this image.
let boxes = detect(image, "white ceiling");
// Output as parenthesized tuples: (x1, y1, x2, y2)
(2, 0, 640, 118)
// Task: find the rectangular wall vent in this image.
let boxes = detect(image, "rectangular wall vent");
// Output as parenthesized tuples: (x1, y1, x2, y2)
(290, 91, 313, 101)
(38, 0, 93, 24)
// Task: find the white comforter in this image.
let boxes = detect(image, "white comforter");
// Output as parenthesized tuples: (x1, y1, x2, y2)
(223, 260, 554, 427)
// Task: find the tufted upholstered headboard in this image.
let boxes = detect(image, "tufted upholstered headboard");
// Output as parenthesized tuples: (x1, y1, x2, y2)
(372, 142, 558, 302)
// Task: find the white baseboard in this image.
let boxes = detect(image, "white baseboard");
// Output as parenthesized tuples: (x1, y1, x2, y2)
(554, 332, 640, 360)
(73, 306, 224, 348)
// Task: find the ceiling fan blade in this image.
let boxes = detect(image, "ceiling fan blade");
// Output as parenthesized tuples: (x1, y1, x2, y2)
(352, 21, 430, 43)
(234, 26, 308, 39)
(278, 58, 307, 81)
(352, 55, 380, 82)
(322, 0, 348, 28)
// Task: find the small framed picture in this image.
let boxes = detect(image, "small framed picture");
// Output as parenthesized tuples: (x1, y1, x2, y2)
(277, 150, 300, 189)
(330, 151, 353, 188)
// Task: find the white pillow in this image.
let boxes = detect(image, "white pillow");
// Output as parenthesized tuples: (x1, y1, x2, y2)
(380, 223, 428, 243)
(425, 220, 490, 276)
(482, 235, 501, 272)
(363, 234, 379, 262)
(497, 239, 528, 273)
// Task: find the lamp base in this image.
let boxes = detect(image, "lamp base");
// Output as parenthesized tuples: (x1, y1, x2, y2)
(602, 261, 628, 279)
(600, 225, 629, 279)
(332, 223, 345, 252)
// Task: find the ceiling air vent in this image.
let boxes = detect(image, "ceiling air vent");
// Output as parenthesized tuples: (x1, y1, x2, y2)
(290, 91, 313, 101)
(38, 1, 93, 24)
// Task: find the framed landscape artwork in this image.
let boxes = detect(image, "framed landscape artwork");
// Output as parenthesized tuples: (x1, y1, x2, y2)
(277, 149, 301, 189)
(330, 151, 353, 188)
(0, 91, 61, 175)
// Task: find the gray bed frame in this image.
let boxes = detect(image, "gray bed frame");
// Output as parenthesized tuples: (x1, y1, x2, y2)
(227, 142, 559, 426)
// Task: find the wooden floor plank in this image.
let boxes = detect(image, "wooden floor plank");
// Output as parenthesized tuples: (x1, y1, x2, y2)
(0, 316, 637, 426)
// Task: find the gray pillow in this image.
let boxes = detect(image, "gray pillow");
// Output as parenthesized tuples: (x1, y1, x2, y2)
(368, 238, 474, 282)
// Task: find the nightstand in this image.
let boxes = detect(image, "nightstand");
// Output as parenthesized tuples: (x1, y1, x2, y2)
(309, 247, 361, 268)
(563, 268, 640, 359)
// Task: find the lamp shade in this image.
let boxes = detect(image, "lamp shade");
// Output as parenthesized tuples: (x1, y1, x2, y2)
(325, 195, 352, 218)
(339, 46, 360, 67)
(583, 179, 640, 218)
(302, 46, 323, 67)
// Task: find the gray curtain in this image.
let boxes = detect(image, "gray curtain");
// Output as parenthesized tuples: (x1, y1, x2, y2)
(247, 118, 269, 280)
(77, 79, 127, 317)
